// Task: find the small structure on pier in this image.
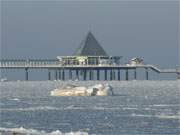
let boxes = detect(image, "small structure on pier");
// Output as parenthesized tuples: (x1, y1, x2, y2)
(57, 32, 122, 66)
(128, 57, 144, 66)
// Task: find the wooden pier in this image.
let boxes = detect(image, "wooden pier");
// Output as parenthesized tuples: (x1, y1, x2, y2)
(0, 59, 179, 81)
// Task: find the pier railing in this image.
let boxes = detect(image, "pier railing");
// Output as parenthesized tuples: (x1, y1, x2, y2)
(0, 60, 179, 73)
(0, 59, 179, 81)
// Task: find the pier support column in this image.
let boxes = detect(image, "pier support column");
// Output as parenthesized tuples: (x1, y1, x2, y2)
(62, 69, 65, 80)
(118, 69, 121, 81)
(126, 69, 129, 81)
(92, 70, 94, 80)
(58, 70, 61, 80)
(55, 70, 58, 80)
(89, 70, 92, 80)
(104, 69, 107, 81)
(25, 68, 28, 81)
(97, 69, 100, 80)
(83, 69, 87, 80)
(134, 68, 137, 80)
(113, 70, 116, 80)
(110, 70, 113, 81)
(76, 69, 79, 80)
(89, 70, 94, 80)
(69, 70, 72, 80)
(145, 68, 149, 80)
(48, 70, 51, 80)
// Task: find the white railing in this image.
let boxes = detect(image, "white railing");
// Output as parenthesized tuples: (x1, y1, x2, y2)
(0, 61, 179, 73)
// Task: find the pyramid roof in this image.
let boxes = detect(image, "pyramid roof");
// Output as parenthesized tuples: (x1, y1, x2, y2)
(74, 32, 108, 56)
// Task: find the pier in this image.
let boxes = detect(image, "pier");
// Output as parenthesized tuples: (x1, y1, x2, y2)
(0, 32, 179, 81)
(0, 59, 179, 81)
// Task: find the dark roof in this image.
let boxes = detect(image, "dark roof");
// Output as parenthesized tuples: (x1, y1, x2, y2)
(74, 32, 108, 56)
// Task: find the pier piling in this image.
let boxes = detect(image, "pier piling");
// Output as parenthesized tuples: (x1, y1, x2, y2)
(48, 70, 51, 80)
(89, 70, 92, 80)
(69, 70, 72, 80)
(126, 69, 129, 81)
(76, 69, 79, 80)
(97, 69, 100, 80)
(104, 69, 107, 81)
(113, 70, 116, 80)
(146, 68, 149, 80)
(110, 70, 113, 81)
(25, 68, 28, 81)
(58, 70, 61, 80)
(55, 70, 58, 80)
(83, 70, 87, 80)
(62, 70, 65, 80)
(134, 68, 137, 80)
(118, 69, 121, 80)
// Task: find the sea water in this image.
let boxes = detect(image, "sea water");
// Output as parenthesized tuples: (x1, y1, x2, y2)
(0, 80, 179, 135)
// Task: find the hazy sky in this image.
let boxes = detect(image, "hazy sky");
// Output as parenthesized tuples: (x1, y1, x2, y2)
(1, 0, 179, 68)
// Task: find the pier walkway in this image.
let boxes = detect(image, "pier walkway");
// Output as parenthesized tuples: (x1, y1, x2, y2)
(0, 59, 179, 81)
(0, 60, 178, 73)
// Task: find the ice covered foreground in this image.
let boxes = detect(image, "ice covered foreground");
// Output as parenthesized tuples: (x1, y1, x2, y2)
(50, 83, 114, 96)
(0, 127, 88, 135)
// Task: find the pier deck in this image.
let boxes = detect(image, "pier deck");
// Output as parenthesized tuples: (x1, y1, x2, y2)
(0, 60, 178, 73)
(0, 59, 179, 81)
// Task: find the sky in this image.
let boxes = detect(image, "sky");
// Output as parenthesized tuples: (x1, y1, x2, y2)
(0, 0, 179, 80)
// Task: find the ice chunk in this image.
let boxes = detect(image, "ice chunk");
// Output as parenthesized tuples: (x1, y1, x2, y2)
(50, 83, 113, 96)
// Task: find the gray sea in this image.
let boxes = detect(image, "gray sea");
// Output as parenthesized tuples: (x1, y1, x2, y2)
(0, 80, 179, 135)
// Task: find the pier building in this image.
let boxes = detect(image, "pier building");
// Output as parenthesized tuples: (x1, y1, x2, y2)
(0, 32, 179, 81)
(57, 32, 122, 66)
